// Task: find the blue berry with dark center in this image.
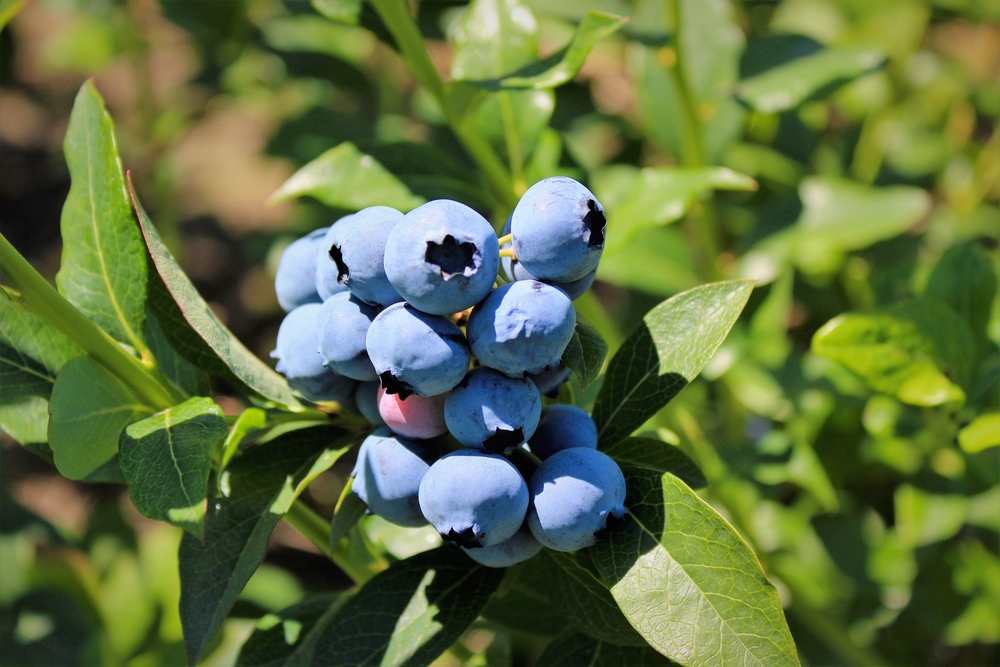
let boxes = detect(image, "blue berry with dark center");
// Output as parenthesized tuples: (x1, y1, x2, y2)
(317, 292, 378, 381)
(275, 227, 328, 312)
(315, 215, 353, 301)
(444, 367, 541, 452)
(529, 404, 598, 460)
(271, 303, 356, 403)
(327, 206, 404, 307)
(352, 427, 437, 527)
(501, 217, 597, 300)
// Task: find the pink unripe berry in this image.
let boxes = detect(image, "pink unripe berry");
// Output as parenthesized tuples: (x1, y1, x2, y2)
(377, 387, 448, 440)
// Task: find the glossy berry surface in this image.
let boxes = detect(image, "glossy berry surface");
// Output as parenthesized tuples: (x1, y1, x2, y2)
(315, 215, 353, 300)
(418, 450, 528, 549)
(354, 381, 385, 427)
(328, 206, 403, 307)
(461, 523, 542, 568)
(352, 428, 436, 527)
(527, 448, 626, 552)
(366, 303, 470, 398)
(377, 387, 448, 440)
(467, 281, 576, 377)
(271, 303, 356, 402)
(529, 404, 599, 460)
(511, 177, 606, 282)
(275, 228, 327, 312)
(444, 367, 541, 452)
(317, 292, 379, 381)
(384, 200, 499, 315)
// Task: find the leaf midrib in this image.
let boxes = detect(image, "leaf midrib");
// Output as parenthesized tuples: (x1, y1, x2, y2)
(163, 410, 198, 512)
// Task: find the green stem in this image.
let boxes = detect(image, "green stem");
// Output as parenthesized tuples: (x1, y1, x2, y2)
(369, 0, 517, 209)
(283, 499, 380, 586)
(0, 233, 178, 410)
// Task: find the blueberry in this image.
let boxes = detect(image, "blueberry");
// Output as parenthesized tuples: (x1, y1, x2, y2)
(354, 381, 386, 427)
(366, 303, 471, 398)
(527, 364, 571, 398)
(271, 303, 356, 402)
(529, 404, 598, 460)
(327, 206, 404, 307)
(384, 200, 500, 315)
(317, 292, 378, 381)
(501, 218, 596, 300)
(418, 450, 528, 548)
(444, 367, 541, 452)
(315, 215, 353, 300)
(461, 523, 542, 568)
(511, 177, 606, 282)
(467, 281, 576, 377)
(352, 427, 437, 527)
(377, 387, 448, 440)
(527, 448, 626, 552)
(275, 228, 328, 312)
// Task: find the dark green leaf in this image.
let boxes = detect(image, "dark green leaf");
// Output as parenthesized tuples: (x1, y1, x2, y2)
(120, 397, 229, 539)
(544, 550, 646, 646)
(563, 318, 608, 391)
(602, 437, 706, 489)
(179, 425, 349, 665)
(269, 142, 424, 212)
(0, 295, 82, 403)
(56, 81, 147, 353)
(735, 47, 887, 113)
(131, 183, 301, 408)
(329, 489, 367, 553)
(145, 311, 210, 398)
(537, 633, 676, 667)
(481, 557, 567, 637)
(48, 355, 155, 480)
(311, 0, 362, 25)
(591, 468, 799, 667)
(592, 280, 754, 447)
(468, 11, 627, 90)
(310, 546, 505, 666)
(236, 594, 350, 667)
(925, 243, 998, 343)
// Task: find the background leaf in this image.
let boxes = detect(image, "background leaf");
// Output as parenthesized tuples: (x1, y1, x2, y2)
(120, 397, 229, 539)
(269, 142, 424, 212)
(925, 244, 997, 343)
(563, 318, 608, 391)
(310, 546, 505, 667)
(591, 467, 799, 667)
(56, 81, 147, 353)
(592, 280, 754, 447)
(48, 355, 154, 480)
(536, 633, 676, 666)
(179, 425, 349, 665)
(735, 47, 888, 113)
(602, 436, 706, 489)
(311, 0, 362, 25)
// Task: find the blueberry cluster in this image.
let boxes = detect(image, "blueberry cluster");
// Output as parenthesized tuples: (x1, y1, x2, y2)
(272, 177, 627, 567)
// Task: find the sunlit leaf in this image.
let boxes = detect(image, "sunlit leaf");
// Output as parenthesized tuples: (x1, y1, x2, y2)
(311, 0, 363, 25)
(958, 413, 1000, 454)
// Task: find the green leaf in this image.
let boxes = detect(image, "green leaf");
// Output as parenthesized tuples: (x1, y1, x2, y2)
(131, 184, 301, 408)
(596, 227, 700, 298)
(958, 413, 1000, 454)
(925, 243, 998, 343)
(537, 633, 675, 667)
(735, 47, 887, 113)
(894, 485, 969, 549)
(220, 407, 269, 470)
(269, 142, 424, 213)
(309, 546, 505, 666)
(236, 594, 350, 667)
(119, 397, 229, 539)
(311, 0, 362, 25)
(602, 436, 706, 489)
(592, 280, 754, 447)
(812, 304, 967, 407)
(145, 311, 210, 398)
(594, 165, 757, 256)
(1, 293, 82, 404)
(591, 468, 799, 667)
(544, 550, 646, 646)
(0, 0, 26, 32)
(56, 81, 147, 353)
(179, 425, 349, 665)
(468, 11, 628, 90)
(563, 318, 608, 391)
(0, 396, 49, 447)
(48, 355, 155, 480)
(480, 558, 567, 637)
(329, 489, 367, 553)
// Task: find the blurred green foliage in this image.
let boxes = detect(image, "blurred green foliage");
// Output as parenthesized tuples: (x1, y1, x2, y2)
(1, 0, 999, 665)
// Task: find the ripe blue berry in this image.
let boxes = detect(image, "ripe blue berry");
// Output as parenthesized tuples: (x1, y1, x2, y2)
(317, 292, 378, 381)
(275, 228, 328, 312)
(354, 380, 385, 427)
(327, 206, 404, 307)
(527, 364, 571, 398)
(366, 303, 471, 398)
(444, 367, 541, 452)
(271, 303, 356, 402)
(467, 281, 576, 377)
(384, 200, 500, 315)
(352, 428, 437, 527)
(529, 404, 598, 460)
(527, 448, 626, 552)
(511, 177, 606, 282)
(315, 215, 353, 300)
(501, 218, 597, 300)
(461, 523, 542, 568)
(418, 450, 528, 548)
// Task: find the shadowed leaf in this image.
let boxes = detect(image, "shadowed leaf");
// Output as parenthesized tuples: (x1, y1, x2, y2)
(537, 633, 676, 666)
(563, 318, 608, 391)
(603, 437, 706, 489)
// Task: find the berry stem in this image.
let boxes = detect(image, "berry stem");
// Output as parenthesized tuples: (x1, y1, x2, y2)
(496, 233, 513, 247)
(283, 498, 382, 585)
(498, 247, 516, 259)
